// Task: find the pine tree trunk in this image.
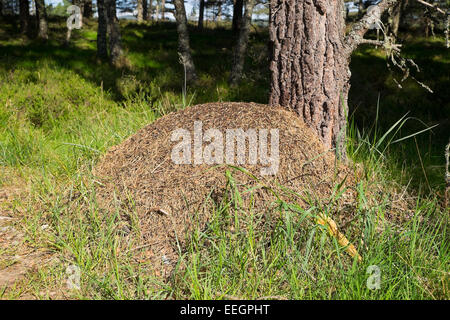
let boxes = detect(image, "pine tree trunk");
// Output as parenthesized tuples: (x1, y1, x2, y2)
(173, 0, 197, 82)
(229, 0, 255, 85)
(217, 1, 222, 22)
(137, 0, 144, 22)
(232, 0, 243, 34)
(446, 14, 449, 49)
(161, 0, 165, 20)
(390, 0, 407, 37)
(148, 0, 153, 20)
(35, 0, 48, 40)
(19, 0, 29, 34)
(198, 0, 205, 29)
(97, 0, 108, 59)
(105, 0, 123, 66)
(269, 0, 350, 157)
(143, 0, 148, 20)
(84, 0, 93, 18)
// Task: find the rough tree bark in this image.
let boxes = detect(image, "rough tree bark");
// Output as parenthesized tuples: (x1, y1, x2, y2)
(269, 0, 399, 158)
(105, 0, 124, 66)
(19, 0, 30, 34)
(97, 0, 108, 59)
(35, 0, 48, 40)
(173, 0, 197, 82)
(137, 0, 144, 22)
(232, 0, 243, 34)
(230, 0, 256, 85)
(198, 0, 205, 29)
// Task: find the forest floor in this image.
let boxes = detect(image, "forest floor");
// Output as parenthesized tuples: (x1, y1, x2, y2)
(0, 17, 448, 299)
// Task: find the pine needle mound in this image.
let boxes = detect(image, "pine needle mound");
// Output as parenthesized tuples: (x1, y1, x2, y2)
(94, 102, 355, 273)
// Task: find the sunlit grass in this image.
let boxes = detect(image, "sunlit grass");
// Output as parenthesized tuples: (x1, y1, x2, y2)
(0, 17, 448, 299)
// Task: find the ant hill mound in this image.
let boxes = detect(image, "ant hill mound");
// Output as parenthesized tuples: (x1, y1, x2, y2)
(94, 102, 355, 273)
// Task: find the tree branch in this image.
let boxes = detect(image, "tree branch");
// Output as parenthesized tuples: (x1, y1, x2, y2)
(344, 0, 448, 55)
(359, 39, 384, 46)
(360, 38, 402, 52)
(344, 0, 399, 54)
(416, 0, 446, 15)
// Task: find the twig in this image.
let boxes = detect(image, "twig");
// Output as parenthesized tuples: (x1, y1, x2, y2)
(150, 158, 168, 174)
(0, 216, 15, 221)
(256, 295, 288, 300)
(360, 39, 385, 47)
(415, 0, 446, 15)
(360, 38, 402, 52)
(149, 207, 170, 216)
(126, 240, 164, 253)
(215, 292, 288, 300)
(215, 292, 241, 300)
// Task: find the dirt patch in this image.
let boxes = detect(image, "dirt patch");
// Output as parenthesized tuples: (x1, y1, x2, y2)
(94, 102, 356, 274)
(0, 178, 54, 298)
